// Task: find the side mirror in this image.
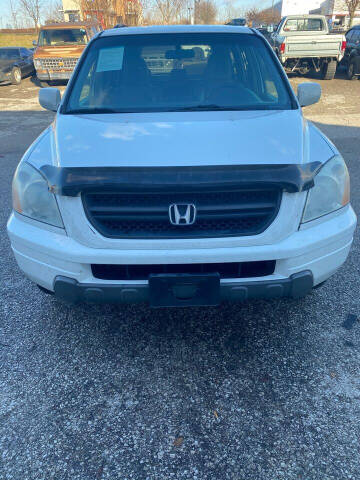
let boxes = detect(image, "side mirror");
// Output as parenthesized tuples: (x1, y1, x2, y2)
(32, 40, 37, 46)
(39, 88, 61, 112)
(297, 82, 321, 107)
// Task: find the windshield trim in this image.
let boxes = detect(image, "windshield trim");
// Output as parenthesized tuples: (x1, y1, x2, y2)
(61, 31, 299, 115)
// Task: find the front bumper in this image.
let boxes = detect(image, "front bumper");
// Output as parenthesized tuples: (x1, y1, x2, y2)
(7, 205, 357, 305)
(0, 71, 11, 82)
(36, 70, 72, 81)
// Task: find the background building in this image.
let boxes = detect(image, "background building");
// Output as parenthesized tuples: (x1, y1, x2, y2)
(62, 0, 81, 22)
(278, 0, 360, 28)
(281, 0, 322, 16)
(312, 0, 360, 28)
(62, 0, 142, 27)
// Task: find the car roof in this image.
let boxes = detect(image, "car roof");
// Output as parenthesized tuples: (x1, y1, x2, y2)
(101, 24, 254, 37)
(0, 46, 21, 49)
(284, 14, 325, 19)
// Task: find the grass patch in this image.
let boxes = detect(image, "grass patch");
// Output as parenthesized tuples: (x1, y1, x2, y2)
(0, 33, 37, 48)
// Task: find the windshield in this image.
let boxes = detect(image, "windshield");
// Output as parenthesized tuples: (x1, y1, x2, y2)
(38, 28, 87, 46)
(66, 33, 293, 114)
(0, 48, 19, 60)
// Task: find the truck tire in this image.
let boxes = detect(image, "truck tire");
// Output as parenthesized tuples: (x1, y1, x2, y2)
(321, 60, 337, 80)
(346, 60, 358, 80)
(10, 67, 22, 85)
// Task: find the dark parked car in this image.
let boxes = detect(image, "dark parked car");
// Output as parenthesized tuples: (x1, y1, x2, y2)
(226, 18, 247, 27)
(255, 26, 274, 40)
(0, 47, 35, 85)
(343, 25, 360, 80)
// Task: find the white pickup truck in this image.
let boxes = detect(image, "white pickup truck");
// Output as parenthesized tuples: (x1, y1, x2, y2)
(270, 15, 346, 79)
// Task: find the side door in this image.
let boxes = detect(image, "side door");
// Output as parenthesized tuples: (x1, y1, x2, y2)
(353, 30, 360, 59)
(345, 29, 354, 63)
(15, 48, 27, 76)
(20, 48, 33, 75)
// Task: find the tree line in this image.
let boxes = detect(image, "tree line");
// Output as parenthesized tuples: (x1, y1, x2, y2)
(4, 0, 360, 30)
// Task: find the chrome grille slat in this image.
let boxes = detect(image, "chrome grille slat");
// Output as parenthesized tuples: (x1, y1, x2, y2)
(39, 57, 79, 70)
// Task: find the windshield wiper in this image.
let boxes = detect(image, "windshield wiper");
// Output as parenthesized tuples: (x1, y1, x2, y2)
(168, 104, 271, 112)
(66, 107, 119, 114)
(169, 104, 240, 112)
(66, 105, 278, 115)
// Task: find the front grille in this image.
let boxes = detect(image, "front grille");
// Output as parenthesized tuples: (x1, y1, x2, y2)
(92, 261, 276, 281)
(82, 188, 282, 239)
(39, 57, 79, 70)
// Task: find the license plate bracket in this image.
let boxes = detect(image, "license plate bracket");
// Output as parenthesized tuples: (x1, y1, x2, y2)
(149, 273, 220, 308)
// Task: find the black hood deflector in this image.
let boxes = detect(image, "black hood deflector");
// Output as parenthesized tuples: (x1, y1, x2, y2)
(39, 162, 322, 197)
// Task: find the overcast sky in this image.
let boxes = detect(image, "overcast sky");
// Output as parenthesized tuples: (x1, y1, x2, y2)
(0, 0, 275, 28)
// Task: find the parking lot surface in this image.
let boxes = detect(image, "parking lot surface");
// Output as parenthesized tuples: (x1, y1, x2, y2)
(1, 74, 360, 480)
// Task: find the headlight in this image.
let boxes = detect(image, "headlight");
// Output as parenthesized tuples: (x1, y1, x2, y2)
(302, 155, 350, 223)
(12, 162, 64, 228)
(33, 59, 42, 69)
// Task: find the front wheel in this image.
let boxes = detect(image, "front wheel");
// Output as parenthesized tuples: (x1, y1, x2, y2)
(321, 60, 337, 80)
(346, 60, 358, 80)
(10, 67, 21, 85)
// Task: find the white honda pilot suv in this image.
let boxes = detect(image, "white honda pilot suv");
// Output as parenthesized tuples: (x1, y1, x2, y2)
(7, 25, 357, 307)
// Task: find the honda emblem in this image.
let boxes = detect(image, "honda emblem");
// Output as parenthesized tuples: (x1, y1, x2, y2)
(169, 204, 197, 225)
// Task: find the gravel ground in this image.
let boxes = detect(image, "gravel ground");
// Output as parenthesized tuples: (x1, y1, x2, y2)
(0, 74, 360, 480)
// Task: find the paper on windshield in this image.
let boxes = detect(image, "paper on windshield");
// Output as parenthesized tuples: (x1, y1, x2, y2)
(96, 46, 124, 72)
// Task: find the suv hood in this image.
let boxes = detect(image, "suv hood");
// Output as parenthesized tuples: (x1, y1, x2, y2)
(43, 110, 332, 168)
(34, 45, 86, 58)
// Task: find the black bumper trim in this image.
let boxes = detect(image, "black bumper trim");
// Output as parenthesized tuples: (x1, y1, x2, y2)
(53, 271, 313, 306)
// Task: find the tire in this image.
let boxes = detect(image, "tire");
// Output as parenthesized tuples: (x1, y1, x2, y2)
(346, 60, 358, 80)
(321, 60, 337, 80)
(307, 67, 317, 79)
(10, 66, 21, 85)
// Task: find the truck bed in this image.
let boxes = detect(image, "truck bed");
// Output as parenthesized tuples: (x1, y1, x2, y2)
(283, 34, 344, 58)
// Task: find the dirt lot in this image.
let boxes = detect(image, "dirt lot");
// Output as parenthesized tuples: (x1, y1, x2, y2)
(0, 73, 360, 480)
